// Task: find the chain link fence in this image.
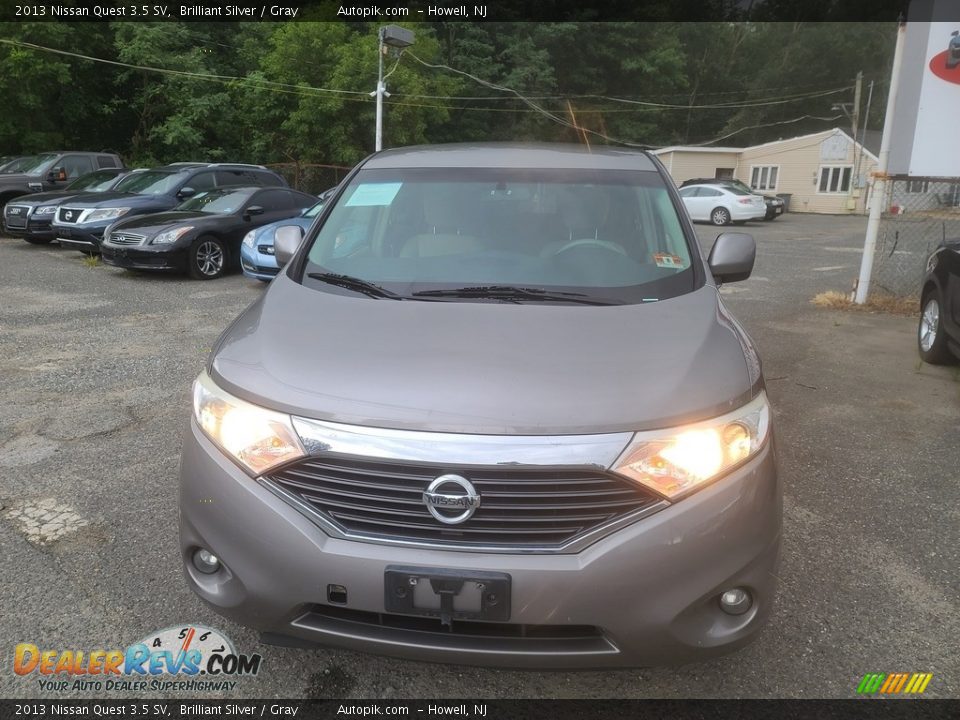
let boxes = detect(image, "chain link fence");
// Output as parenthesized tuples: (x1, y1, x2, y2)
(265, 162, 352, 196)
(869, 176, 960, 298)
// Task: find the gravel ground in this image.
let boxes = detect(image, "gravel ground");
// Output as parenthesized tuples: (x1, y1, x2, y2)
(0, 214, 957, 699)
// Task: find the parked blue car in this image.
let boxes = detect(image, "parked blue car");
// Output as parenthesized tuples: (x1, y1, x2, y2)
(240, 189, 333, 281)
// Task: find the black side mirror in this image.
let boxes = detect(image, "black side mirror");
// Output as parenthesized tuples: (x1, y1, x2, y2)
(177, 186, 196, 199)
(708, 232, 755, 284)
(274, 225, 304, 266)
(245, 205, 265, 218)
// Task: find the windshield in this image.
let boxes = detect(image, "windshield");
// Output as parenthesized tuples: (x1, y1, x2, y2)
(16, 154, 59, 175)
(66, 171, 122, 192)
(112, 170, 180, 195)
(176, 189, 251, 214)
(302, 167, 697, 304)
(303, 200, 325, 218)
(1, 156, 36, 174)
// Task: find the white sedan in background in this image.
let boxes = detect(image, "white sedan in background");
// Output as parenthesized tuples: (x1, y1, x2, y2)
(678, 183, 767, 226)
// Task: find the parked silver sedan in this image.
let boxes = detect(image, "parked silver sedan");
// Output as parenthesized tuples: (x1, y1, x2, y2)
(679, 182, 768, 225)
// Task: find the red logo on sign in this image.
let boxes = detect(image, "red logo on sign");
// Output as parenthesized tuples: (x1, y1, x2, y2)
(930, 36, 960, 85)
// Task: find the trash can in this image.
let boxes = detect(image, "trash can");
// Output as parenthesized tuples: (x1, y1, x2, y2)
(776, 193, 792, 212)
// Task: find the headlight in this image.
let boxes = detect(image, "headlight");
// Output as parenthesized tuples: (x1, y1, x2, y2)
(84, 207, 130, 223)
(193, 371, 306, 475)
(153, 226, 194, 245)
(242, 230, 257, 249)
(611, 392, 770, 500)
(33, 206, 56, 216)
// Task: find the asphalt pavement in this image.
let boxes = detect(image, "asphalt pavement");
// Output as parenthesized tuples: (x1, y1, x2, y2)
(0, 214, 957, 699)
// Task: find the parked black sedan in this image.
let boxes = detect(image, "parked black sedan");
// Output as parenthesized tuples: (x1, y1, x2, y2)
(3, 168, 136, 244)
(918, 238, 960, 364)
(100, 186, 316, 279)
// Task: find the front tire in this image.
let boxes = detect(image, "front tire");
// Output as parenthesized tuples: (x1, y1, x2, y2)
(188, 236, 227, 280)
(711, 207, 731, 226)
(918, 292, 957, 364)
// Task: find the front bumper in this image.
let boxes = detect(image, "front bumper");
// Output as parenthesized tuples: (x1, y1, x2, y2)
(3, 212, 54, 240)
(53, 223, 109, 252)
(101, 243, 188, 271)
(240, 245, 279, 281)
(179, 420, 782, 668)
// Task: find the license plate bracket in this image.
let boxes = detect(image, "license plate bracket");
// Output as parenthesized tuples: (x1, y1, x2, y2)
(384, 566, 511, 626)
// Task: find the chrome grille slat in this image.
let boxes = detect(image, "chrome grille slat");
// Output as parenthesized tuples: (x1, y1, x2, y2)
(267, 454, 660, 549)
(107, 232, 146, 246)
(328, 512, 585, 537)
(297, 492, 612, 524)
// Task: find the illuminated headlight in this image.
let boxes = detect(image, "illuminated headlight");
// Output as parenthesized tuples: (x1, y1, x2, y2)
(242, 230, 257, 249)
(33, 206, 56, 216)
(153, 226, 194, 244)
(611, 392, 770, 499)
(192, 370, 305, 475)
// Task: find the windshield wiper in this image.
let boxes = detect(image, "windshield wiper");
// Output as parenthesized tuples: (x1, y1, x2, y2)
(307, 272, 405, 300)
(412, 285, 619, 305)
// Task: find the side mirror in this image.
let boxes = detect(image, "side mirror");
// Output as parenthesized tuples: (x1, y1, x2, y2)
(177, 187, 196, 199)
(274, 225, 304, 266)
(708, 232, 755, 284)
(245, 205, 265, 218)
(953, 30, 959, 36)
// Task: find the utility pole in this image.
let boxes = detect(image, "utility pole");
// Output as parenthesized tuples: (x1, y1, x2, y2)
(855, 80, 875, 191)
(372, 25, 415, 153)
(854, 21, 906, 304)
(848, 71, 863, 209)
(374, 28, 385, 152)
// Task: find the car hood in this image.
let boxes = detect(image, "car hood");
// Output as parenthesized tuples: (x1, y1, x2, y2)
(9, 190, 89, 207)
(109, 211, 217, 234)
(0, 172, 41, 184)
(209, 274, 761, 435)
(60, 192, 174, 210)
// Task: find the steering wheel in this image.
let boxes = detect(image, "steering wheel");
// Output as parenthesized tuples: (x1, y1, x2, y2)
(551, 238, 629, 257)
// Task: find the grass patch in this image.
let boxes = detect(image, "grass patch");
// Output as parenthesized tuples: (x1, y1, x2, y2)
(80, 254, 100, 268)
(812, 290, 917, 317)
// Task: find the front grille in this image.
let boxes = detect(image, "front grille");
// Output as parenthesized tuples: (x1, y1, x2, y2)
(57, 207, 82, 224)
(4, 205, 29, 228)
(266, 455, 661, 549)
(107, 232, 146, 246)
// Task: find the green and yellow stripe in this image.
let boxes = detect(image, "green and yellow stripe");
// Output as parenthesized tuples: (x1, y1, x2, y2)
(857, 673, 933, 695)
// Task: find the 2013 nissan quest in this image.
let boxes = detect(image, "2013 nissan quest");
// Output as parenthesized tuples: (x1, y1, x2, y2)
(179, 143, 781, 668)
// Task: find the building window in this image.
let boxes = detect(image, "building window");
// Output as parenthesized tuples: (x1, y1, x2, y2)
(907, 180, 930, 193)
(715, 168, 735, 180)
(818, 165, 853, 193)
(750, 165, 778, 191)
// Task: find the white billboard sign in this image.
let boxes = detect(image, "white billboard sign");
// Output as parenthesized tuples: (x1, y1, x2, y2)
(887, 5, 960, 177)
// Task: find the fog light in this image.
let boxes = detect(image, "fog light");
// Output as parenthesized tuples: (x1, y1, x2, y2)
(193, 548, 221, 575)
(719, 587, 751, 615)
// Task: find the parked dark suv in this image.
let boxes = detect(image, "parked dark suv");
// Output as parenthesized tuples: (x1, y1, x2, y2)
(0, 152, 124, 209)
(3, 168, 136, 244)
(681, 178, 784, 220)
(52, 163, 287, 253)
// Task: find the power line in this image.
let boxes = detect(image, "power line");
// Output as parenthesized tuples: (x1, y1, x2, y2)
(689, 114, 845, 146)
(0, 39, 371, 98)
(402, 51, 652, 148)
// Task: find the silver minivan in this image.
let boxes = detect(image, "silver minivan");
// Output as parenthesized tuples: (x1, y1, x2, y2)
(179, 143, 780, 668)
